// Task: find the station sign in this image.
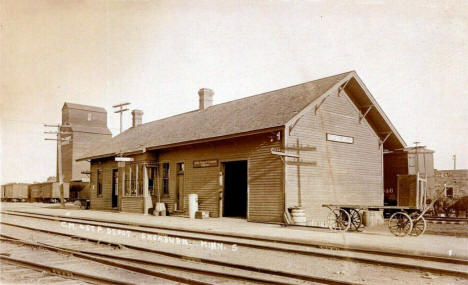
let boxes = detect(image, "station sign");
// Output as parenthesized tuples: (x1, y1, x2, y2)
(326, 133, 354, 144)
(193, 159, 218, 168)
(115, 157, 134, 162)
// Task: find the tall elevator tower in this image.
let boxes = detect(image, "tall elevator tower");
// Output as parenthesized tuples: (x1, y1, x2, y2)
(60, 103, 112, 199)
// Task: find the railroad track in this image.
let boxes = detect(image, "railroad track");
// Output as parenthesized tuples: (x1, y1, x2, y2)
(425, 216, 468, 225)
(1, 209, 467, 284)
(0, 223, 355, 285)
(0, 237, 177, 284)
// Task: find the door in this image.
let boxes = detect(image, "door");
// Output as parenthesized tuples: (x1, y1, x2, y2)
(176, 163, 185, 211)
(222, 161, 248, 218)
(112, 169, 118, 208)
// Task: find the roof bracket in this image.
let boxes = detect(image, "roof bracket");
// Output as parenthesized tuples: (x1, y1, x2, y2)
(359, 105, 373, 124)
(314, 96, 329, 114)
(288, 114, 304, 135)
(378, 132, 392, 147)
(337, 79, 351, 97)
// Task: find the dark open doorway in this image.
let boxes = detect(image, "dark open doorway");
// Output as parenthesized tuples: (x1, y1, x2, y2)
(112, 169, 118, 208)
(223, 160, 248, 218)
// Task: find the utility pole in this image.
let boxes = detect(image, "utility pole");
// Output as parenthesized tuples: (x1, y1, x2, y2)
(453, 155, 457, 170)
(413, 141, 420, 174)
(44, 124, 71, 208)
(113, 102, 130, 133)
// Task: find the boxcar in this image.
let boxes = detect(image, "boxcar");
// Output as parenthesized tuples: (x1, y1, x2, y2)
(2, 183, 30, 202)
(30, 182, 70, 203)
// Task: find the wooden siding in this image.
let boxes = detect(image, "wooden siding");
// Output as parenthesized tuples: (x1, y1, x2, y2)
(90, 133, 284, 221)
(157, 133, 283, 222)
(90, 158, 117, 210)
(3, 184, 29, 199)
(29, 182, 70, 201)
(285, 90, 383, 226)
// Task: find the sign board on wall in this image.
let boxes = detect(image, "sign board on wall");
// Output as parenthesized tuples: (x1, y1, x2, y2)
(115, 157, 134, 162)
(326, 133, 354, 144)
(193, 159, 218, 168)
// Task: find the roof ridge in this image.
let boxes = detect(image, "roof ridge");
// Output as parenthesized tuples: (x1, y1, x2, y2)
(127, 71, 354, 131)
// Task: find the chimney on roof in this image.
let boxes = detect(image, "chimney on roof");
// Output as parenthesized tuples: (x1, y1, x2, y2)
(198, 88, 214, 110)
(131, 109, 143, 127)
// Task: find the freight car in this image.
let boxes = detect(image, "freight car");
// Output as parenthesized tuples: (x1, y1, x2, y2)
(29, 182, 70, 203)
(1, 183, 30, 202)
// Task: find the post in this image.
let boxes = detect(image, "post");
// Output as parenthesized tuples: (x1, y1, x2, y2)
(113, 102, 131, 134)
(44, 124, 70, 208)
(143, 165, 152, 215)
(57, 131, 65, 208)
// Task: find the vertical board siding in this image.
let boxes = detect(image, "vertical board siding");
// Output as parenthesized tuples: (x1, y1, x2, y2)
(156, 133, 283, 222)
(90, 136, 283, 222)
(90, 158, 117, 210)
(286, 90, 383, 226)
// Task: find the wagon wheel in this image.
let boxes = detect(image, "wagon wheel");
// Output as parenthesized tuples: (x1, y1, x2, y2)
(388, 212, 413, 237)
(409, 212, 427, 237)
(348, 209, 363, 231)
(327, 209, 351, 232)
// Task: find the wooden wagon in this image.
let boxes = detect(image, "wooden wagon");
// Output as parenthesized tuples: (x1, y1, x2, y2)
(323, 174, 444, 237)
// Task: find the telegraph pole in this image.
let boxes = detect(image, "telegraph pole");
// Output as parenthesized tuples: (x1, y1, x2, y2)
(113, 102, 130, 133)
(44, 124, 71, 208)
(453, 155, 457, 170)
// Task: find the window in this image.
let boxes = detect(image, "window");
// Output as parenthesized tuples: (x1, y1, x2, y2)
(88, 112, 92, 121)
(97, 169, 102, 196)
(137, 164, 143, 196)
(162, 163, 169, 195)
(177, 162, 184, 174)
(125, 166, 131, 196)
(445, 187, 454, 198)
(147, 167, 157, 196)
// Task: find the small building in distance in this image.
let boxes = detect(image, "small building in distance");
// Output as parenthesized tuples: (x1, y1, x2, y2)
(434, 169, 468, 199)
(78, 71, 407, 226)
(60, 103, 112, 200)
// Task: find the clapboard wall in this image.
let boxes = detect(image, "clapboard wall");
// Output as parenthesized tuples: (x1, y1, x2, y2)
(89, 133, 283, 222)
(285, 89, 383, 226)
(157, 132, 283, 222)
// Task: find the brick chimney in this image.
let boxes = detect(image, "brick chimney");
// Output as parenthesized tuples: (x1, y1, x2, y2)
(198, 88, 214, 110)
(131, 109, 143, 127)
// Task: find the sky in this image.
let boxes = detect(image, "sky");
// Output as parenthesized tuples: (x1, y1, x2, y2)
(1, 0, 467, 184)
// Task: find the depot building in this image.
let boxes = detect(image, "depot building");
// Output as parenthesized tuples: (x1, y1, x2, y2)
(78, 71, 406, 226)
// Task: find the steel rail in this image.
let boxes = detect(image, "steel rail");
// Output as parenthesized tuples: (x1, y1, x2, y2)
(0, 226, 354, 285)
(0, 236, 215, 285)
(0, 251, 130, 285)
(2, 213, 468, 281)
(3, 209, 468, 266)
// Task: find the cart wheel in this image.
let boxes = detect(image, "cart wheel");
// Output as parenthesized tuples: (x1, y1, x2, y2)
(409, 213, 427, 237)
(388, 212, 413, 237)
(348, 209, 362, 231)
(327, 209, 350, 232)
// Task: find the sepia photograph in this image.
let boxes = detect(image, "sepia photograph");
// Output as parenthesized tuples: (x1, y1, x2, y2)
(1, 0, 467, 284)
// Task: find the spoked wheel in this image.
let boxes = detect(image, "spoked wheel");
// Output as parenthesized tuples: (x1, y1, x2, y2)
(327, 209, 351, 232)
(409, 212, 427, 237)
(388, 212, 413, 237)
(348, 209, 363, 231)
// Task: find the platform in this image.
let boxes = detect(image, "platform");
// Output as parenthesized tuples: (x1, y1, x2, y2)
(1, 202, 467, 260)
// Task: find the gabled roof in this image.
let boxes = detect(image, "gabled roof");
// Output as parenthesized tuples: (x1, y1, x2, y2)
(63, 102, 107, 113)
(78, 71, 406, 161)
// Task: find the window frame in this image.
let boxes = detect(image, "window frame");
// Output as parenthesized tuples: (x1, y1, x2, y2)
(96, 168, 103, 197)
(162, 162, 170, 196)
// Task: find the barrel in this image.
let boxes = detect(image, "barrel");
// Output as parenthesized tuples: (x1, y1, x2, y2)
(291, 207, 307, 225)
(188, 194, 198, 219)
